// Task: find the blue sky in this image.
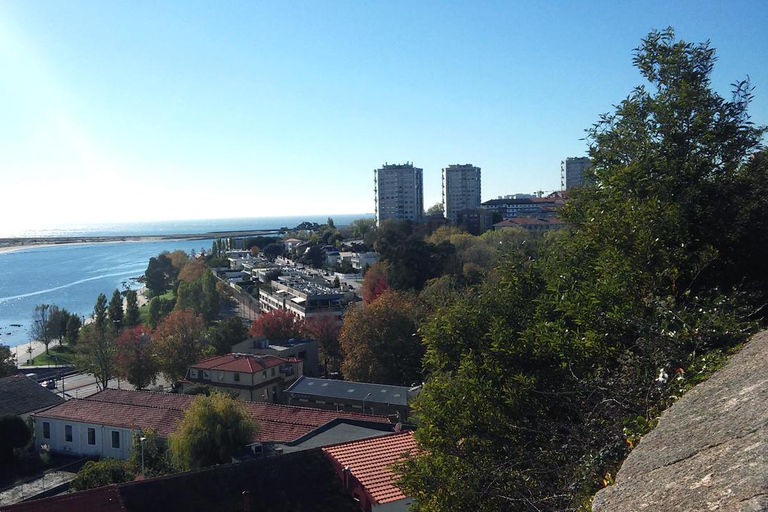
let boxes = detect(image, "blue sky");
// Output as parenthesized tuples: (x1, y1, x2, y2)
(0, 1, 766, 228)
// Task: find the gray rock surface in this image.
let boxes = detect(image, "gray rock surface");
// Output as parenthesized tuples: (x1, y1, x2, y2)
(593, 330, 768, 512)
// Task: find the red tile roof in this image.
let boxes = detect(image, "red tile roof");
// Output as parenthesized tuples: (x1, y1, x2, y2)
(190, 354, 297, 373)
(35, 389, 391, 444)
(0, 484, 126, 512)
(322, 431, 417, 505)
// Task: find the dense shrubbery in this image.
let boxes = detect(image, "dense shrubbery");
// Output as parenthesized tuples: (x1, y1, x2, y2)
(394, 29, 766, 511)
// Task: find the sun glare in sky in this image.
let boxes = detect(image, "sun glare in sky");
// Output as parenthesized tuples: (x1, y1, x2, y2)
(0, 1, 765, 230)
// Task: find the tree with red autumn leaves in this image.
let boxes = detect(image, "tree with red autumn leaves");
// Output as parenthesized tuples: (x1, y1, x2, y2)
(247, 309, 304, 341)
(360, 261, 390, 304)
(115, 326, 158, 390)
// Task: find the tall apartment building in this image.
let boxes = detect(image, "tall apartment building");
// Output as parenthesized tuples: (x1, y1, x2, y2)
(442, 164, 481, 224)
(561, 157, 592, 190)
(374, 162, 424, 226)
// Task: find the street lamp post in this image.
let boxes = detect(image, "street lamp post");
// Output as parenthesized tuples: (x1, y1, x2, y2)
(362, 392, 372, 415)
(139, 437, 147, 474)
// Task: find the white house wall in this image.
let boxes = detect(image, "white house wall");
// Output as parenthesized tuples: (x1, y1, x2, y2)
(35, 417, 135, 460)
(373, 498, 414, 512)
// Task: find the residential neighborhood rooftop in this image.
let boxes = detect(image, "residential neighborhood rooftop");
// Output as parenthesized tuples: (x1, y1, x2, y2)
(1, 449, 360, 512)
(287, 376, 418, 406)
(34, 389, 391, 444)
(322, 431, 418, 505)
(189, 353, 299, 373)
(0, 374, 65, 417)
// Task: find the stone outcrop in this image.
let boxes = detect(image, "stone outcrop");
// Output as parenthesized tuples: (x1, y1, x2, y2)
(593, 330, 768, 512)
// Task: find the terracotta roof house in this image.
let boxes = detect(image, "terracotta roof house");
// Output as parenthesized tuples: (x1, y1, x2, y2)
(322, 431, 418, 512)
(0, 449, 360, 512)
(32, 389, 392, 460)
(0, 374, 64, 419)
(181, 353, 303, 402)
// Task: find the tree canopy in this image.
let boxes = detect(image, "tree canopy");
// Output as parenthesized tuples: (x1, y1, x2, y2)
(168, 392, 256, 470)
(340, 290, 425, 386)
(248, 309, 305, 341)
(154, 309, 206, 383)
(398, 28, 766, 510)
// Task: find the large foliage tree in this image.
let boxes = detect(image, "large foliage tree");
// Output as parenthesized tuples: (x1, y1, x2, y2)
(0, 415, 32, 466)
(108, 289, 124, 331)
(340, 290, 425, 385)
(305, 316, 341, 376)
(30, 304, 54, 354)
(154, 309, 206, 383)
(208, 317, 248, 356)
(76, 323, 117, 391)
(124, 290, 141, 328)
(399, 29, 765, 510)
(116, 327, 158, 390)
(145, 254, 176, 296)
(0, 345, 15, 377)
(71, 459, 134, 491)
(168, 393, 256, 470)
(248, 309, 305, 341)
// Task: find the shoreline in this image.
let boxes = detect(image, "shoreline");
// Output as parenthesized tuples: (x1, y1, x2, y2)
(0, 229, 283, 255)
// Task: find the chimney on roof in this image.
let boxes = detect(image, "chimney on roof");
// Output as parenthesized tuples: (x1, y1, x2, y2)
(343, 465, 351, 489)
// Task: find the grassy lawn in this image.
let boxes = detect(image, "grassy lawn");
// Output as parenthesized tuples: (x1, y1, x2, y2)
(139, 288, 175, 325)
(23, 344, 75, 366)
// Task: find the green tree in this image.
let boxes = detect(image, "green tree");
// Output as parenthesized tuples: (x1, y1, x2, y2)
(116, 327, 158, 390)
(148, 297, 162, 329)
(425, 203, 444, 217)
(262, 243, 283, 261)
(125, 290, 140, 327)
(65, 315, 82, 346)
(127, 429, 172, 476)
(208, 317, 248, 356)
(30, 304, 54, 354)
(340, 290, 425, 385)
(145, 254, 175, 296)
(108, 289, 124, 331)
(168, 393, 256, 470)
(71, 459, 134, 491)
(94, 293, 108, 331)
(351, 217, 376, 239)
(399, 29, 764, 510)
(76, 324, 117, 391)
(0, 415, 32, 465)
(0, 345, 15, 377)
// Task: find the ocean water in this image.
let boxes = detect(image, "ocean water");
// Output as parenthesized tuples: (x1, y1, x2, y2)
(0, 214, 372, 348)
(0, 213, 371, 238)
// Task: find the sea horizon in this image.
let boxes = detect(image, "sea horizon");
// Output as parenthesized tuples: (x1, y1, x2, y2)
(0, 213, 374, 239)
(0, 213, 372, 349)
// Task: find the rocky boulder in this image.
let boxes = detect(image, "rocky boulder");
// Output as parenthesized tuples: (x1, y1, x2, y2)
(593, 330, 768, 511)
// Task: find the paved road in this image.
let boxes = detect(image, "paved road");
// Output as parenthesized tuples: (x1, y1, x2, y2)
(52, 372, 171, 400)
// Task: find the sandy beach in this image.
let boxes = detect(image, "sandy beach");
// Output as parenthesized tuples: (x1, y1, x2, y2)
(0, 228, 282, 255)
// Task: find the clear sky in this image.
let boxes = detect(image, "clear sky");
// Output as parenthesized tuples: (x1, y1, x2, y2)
(0, 1, 766, 229)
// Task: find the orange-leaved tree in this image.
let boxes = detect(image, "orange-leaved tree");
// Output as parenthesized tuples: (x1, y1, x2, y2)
(154, 309, 206, 383)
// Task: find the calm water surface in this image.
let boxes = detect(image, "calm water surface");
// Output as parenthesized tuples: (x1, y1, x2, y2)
(0, 214, 372, 348)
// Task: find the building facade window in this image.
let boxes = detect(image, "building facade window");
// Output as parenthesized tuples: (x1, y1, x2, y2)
(234, 373, 240, 382)
(87, 428, 96, 445)
(112, 431, 120, 449)
(43, 422, 51, 439)
(65, 425, 73, 442)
